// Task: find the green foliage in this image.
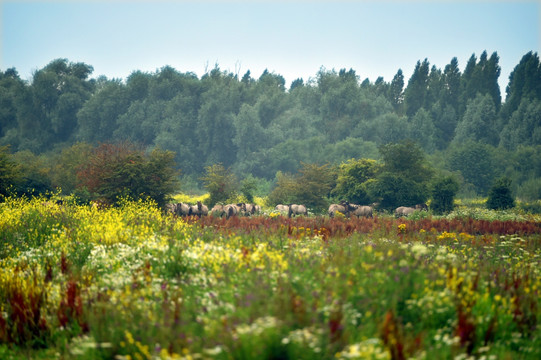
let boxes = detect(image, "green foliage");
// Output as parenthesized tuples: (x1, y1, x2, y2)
(267, 163, 335, 212)
(447, 141, 497, 196)
(294, 162, 335, 211)
(454, 93, 499, 146)
(404, 59, 429, 117)
(76, 142, 179, 207)
(388, 69, 404, 113)
(500, 51, 541, 120)
(430, 175, 460, 214)
(379, 140, 433, 184)
(459, 51, 501, 116)
(0, 146, 20, 199)
(240, 175, 258, 202)
(372, 141, 432, 209)
(516, 178, 541, 202)
(332, 158, 381, 204)
(500, 98, 541, 150)
(11, 150, 53, 197)
(76, 79, 129, 143)
(267, 171, 297, 206)
(200, 163, 237, 207)
(49, 142, 93, 194)
(0, 53, 540, 201)
(26, 59, 95, 149)
(370, 172, 427, 210)
(409, 108, 436, 152)
(486, 177, 515, 210)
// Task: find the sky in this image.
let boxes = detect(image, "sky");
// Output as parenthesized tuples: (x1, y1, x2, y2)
(1, 0, 540, 95)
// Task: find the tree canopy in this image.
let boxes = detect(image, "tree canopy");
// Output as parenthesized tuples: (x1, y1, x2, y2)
(0, 51, 540, 201)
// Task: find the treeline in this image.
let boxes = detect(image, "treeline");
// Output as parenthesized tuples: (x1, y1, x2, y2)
(0, 51, 540, 199)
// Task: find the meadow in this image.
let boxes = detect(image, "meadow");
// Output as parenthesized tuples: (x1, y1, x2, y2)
(0, 197, 540, 359)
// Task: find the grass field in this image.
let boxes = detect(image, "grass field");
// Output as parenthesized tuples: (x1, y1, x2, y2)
(0, 196, 540, 359)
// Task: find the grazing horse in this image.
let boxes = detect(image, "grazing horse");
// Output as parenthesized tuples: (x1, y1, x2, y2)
(244, 203, 258, 216)
(224, 204, 240, 219)
(328, 201, 355, 218)
(415, 203, 428, 211)
(275, 204, 290, 214)
(190, 201, 208, 217)
(288, 204, 308, 217)
(177, 203, 191, 216)
(166, 203, 191, 216)
(165, 203, 177, 215)
(350, 204, 373, 218)
(210, 204, 225, 217)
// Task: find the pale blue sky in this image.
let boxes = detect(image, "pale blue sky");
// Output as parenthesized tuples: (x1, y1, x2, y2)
(2, 1, 539, 95)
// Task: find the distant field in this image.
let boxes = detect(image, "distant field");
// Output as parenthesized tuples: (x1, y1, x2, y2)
(0, 197, 540, 359)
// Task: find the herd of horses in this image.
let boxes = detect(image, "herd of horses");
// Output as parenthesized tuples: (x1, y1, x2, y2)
(166, 201, 261, 218)
(166, 200, 428, 219)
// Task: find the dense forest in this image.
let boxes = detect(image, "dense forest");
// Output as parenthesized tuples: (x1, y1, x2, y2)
(1, 50, 540, 200)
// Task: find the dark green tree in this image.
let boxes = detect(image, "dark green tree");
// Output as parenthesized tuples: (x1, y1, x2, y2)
(289, 78, 304, 92)
(155, 101, 200, 175)
(404, 59, 430, 117)
(77, 142, 179, 207)
(267, 171, 298, 207)
(50, 142, 93, 194)
(200, 163, 238, 207)
(240, 175, 258, 203)
(126, 70, 151, 101)
(430, 175, 460, 214)
(77, 79, 129, 143)
(114, 100, 163, 145)
(267, 163, 335, 212)
(233, 103, 266, 174)
(447, 141, 496, 195)
(197, 68, 241, 167)
(317, 68, 361, 142)
(459, 54, 479, 116)
(484, 51, 502, 113)
(11, 150, 53, 197)
(149, 66, 185, 101)
(370, 172, 427, 211)
(431, 102, 458, 149)
(332, 158, 381, 204)
(409, 108, 436, 152)
(441, 57, 461, 112)
(374, 113, 409, 145)
(371, 141, 432, 210)
(295, 162, 335, 212)
(501, 51, 541, 120)
(0, 69, 25, 142)
(500, 98, 541, 150)
(459, 51, 501, 116)
(388, 69, 405, 113)
(30, 59, 95, 145)
(379, 140, 433, 183)
(0, 146, 20, 199)
(425, 65, 443, 109)
(486, 177, 515, 210)
(454, 93, 499, 146)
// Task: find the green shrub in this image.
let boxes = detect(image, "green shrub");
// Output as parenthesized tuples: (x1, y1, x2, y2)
(486, 177, 515, 210)
(77, 142, 179, 208)
(200, 163, 237, 207)
(430, 176, 460, 214)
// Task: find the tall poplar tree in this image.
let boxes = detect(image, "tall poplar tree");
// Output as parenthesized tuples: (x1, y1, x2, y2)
(501, 51, 541, 120)
(404, 59, 430, 117)
(442, 57, 461, 112)
(389, 69, 404, 113)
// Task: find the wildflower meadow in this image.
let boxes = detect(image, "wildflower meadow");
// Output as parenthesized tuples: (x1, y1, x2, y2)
(0, 197, 540, 359)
